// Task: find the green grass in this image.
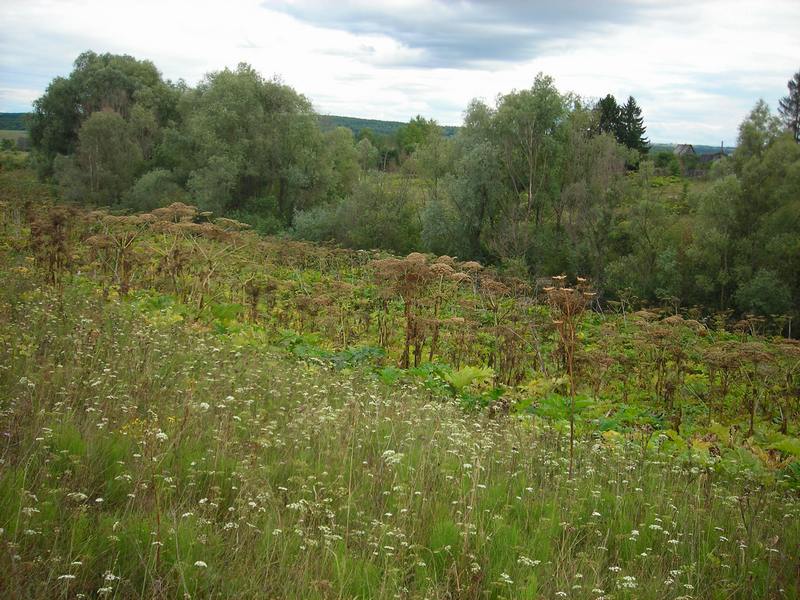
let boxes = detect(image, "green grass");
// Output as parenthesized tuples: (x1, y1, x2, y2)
(0, 276, 797, 598)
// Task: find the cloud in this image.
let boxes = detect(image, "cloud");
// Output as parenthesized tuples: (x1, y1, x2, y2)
(0, 87, 41, 110)
(0, 0, 798, 144)
(264, 0, 647, 68)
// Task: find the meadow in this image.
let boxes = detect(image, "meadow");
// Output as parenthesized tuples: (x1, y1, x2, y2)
(0, 130, 28, 146)
(1, 167, 799, 599)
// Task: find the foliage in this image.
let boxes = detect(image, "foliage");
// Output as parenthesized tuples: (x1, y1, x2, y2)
(122, 168, 189, 212)
(24, 54, 800, 328)
(293, 173, 421, 254)
(442, 365, 494, 394)
(595, 94, 649, 154)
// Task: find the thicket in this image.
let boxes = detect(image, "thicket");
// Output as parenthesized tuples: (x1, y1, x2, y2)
(26, 52, 800, 329)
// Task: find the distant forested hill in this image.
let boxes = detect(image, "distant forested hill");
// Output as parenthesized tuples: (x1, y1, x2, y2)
(0, 113, 28, 130)
(1, 111, 726, 151)
(319, 114, 459, 138)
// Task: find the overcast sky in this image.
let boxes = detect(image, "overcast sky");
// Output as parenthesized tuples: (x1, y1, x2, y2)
(1, 0, 798, 144)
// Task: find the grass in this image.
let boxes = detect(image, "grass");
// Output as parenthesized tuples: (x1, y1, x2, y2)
(0, 168, 798, 598)
(0, 273, 798, 598)
(0, 129, 28, 142)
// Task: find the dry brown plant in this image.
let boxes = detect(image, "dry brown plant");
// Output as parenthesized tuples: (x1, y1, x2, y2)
(544, 274, 594, 479)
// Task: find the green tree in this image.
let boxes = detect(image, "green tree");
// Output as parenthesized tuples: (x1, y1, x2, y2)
(55, 110, 142, 205)
(493, 74, 567, 232)
(179, 63, 325, 222)
(686, 175, 740, 308)
(413, 133, 453, 202)
(619, 96, 649, 154)
(323, 127, 360, 198)
(735, 100, 782, 166)
(396, 115, 440, 156)
(734, 269, 792, 316)
(294, 173, 421, 254)
(421, 138, 502, 260)
(30, 51, 177, 176)
(186, 155, 239, 214)
(29, 76, 81, 176)
(595, 94, 622, 139)
(561, 128, 628, 285)
(778, 69, 800, 142)
(356, 137, 379, 173)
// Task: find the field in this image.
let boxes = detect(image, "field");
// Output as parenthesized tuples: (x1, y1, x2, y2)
(0, 129, 28, 142)
(1, 167, 799, 599)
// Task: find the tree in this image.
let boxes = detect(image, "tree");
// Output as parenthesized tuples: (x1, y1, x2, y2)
(493, 74, 567, 230)
(29, 76, 81, 176)
(421, 137, 502, 260)
(30, 51, 177, 177)
(55, 110, 142, 205)
(595, 94, 622, 140)
(686, 175, 740, 308)
(396, 115, 440, 155)
(356, 137, 379, 172)
(323, 127, 359, 198)
(179, 63, 325, 222)
(562, 129, 628, 285)
(619, 96, 649, 154)
(413, 132, 453, 203)
(778, 69, 800, 142)
(293, 173, 421, 254)
(735, 100, 782, 165)
(186, 155, 239, 214)
(594, 94, 649, 155)
(734, 269, 792, 317)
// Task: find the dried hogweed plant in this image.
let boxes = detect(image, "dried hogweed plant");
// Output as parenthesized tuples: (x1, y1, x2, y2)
(544, 275, 595, 479)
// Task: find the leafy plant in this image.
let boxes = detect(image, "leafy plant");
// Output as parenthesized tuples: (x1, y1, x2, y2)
(442, 365, 494, 395)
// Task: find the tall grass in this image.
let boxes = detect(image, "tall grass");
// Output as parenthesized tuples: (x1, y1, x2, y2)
(1, 272, 797, 599)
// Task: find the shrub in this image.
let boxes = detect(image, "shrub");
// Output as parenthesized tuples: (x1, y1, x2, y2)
(122, 169, 188, 212)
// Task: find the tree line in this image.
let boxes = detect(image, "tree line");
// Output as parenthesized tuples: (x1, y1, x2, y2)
(27, 52, 800, 329)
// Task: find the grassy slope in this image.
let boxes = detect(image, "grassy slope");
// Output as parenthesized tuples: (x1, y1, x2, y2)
(0, 111, 727, 149)
(0, 169, 798, 598)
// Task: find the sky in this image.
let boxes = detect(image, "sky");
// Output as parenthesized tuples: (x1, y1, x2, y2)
(1, 0, 798, 145)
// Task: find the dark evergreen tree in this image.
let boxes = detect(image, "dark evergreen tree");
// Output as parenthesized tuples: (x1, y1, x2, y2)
(620, 96, 649, 153)
(778, 69, 800, 142)
(595, 94, 622, 139)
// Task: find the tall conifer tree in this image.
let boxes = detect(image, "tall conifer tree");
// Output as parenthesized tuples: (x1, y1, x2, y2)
(778, 69, 800, 142)
(620, 96, 649, 153)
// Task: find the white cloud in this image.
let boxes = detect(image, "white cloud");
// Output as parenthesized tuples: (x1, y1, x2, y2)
(0, 87, 41, 108)
(0, 0, 797, 144)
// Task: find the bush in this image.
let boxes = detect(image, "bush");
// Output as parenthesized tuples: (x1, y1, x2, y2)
(734, 269, 792, 316)
(122, 169, 188, 212)
(292, 202, 339, 243)
(293, 174, 421, 253)
(228, 196, 284, 235)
